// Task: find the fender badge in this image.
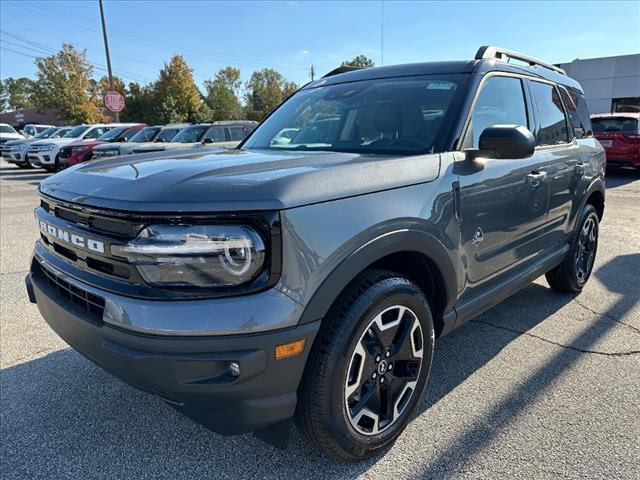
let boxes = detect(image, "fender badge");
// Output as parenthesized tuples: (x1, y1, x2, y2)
(472, 227, 484, 248)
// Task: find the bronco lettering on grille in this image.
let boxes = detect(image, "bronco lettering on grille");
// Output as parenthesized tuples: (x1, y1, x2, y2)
(38, 218, 105, 253)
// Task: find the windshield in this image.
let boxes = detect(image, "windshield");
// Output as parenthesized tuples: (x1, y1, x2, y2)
(243, 75, 463, 155)
(156, 127, 181, 142)
(98, 127, 127, 141)
(63, 125, 90, 138)
(35, 127, 56, 138)
(35, 126, 51, 133)
(1, 125, 17, 134)
(51, 127, 72, 138)
(130, 126, 160, 142)
(592, 117, 639, 133)
(171, 126, 208, 143)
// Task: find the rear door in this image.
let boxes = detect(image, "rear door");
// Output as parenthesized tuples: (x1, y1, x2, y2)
(528, 80, 585, 245)
(457, 74, 551, 293)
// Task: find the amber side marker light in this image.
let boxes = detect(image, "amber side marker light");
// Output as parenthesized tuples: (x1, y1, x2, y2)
(275, 339, 306, 360)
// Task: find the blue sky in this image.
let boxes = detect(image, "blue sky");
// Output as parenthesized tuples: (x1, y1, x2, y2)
(1, 0, 639, 89)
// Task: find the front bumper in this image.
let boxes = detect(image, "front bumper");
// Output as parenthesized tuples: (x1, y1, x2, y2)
(6, 151, 28, 164)
(26, 252, 320, 435)
(28, 151, 56, 166)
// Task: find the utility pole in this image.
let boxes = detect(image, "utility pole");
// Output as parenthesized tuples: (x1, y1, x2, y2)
(309, 65, 316, 81)
(380, 0, 384, 66)
(98, 0, 118, 121)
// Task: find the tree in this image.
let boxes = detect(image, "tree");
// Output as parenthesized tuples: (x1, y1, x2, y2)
(2, 77, 35, 110)
(152, 94, 184, 124)
(0, 81, 8, 113)
(341, 55, 375, 68)
(99, 75, 127, 97)
(192, 102, 214, 123)
(204, 66, 243, 121)
(120, 82, 154, 123)
(153, 55, 202, 122)
(31, 44, 104, 123)
(244, 68, 299, 121)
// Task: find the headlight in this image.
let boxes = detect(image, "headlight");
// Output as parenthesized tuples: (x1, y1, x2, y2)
(98, 149, 119, 156)
(71, 146, 88, 153)
(111, 224, 266, 288)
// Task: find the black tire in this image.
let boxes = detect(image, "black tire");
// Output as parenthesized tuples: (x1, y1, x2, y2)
(297, 269, 435, 461)
(546, 204, 599, 293)
(17, 163, 32, 169)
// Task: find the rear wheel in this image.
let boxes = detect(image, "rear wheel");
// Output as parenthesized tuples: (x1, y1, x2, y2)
(297, 270, 435, 460)
(546, 204, 599, 293)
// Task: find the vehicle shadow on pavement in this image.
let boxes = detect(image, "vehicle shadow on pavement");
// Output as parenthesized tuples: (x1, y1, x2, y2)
(2, 255, 638, 480)
(414, 253, 640, 479)
(0, 166, 51, 183)
(605, 170, 638, 189)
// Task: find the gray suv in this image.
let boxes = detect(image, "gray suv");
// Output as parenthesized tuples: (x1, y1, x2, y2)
(26, 46, 605, 461)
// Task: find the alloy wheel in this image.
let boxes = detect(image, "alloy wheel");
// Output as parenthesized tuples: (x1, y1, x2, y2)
(575, 216, 597, 284)
(344, 305, 424, 436)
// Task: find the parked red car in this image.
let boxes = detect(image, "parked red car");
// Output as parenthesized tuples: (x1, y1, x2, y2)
(60, 124, 146, 167)
(591, 113, 640, 173)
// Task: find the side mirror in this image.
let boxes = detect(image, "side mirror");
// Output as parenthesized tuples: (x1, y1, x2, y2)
(203, 138, 214, 144)
(476, 124, 535, 159)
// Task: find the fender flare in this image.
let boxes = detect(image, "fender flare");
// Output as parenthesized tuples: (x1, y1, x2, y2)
(297, 227, 458, 325)
(583, 177, 605, 211)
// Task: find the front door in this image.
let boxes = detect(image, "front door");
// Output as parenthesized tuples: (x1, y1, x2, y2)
(456, 74, 551, 294)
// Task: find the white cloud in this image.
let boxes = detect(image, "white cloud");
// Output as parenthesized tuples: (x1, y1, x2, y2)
(299, 49, 310, 55)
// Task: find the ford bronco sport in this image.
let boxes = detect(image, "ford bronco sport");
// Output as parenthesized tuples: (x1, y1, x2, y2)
(26, 46, 605, 461)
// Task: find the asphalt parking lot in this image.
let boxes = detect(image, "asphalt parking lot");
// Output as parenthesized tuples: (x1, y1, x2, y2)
(1, 158, 639, 479)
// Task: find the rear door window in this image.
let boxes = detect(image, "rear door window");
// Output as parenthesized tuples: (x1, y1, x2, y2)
(204, 127, 226, 142)
(529, 81, 570, 146)
(84, 127, 111, 139)
(228, 127, 247, 141)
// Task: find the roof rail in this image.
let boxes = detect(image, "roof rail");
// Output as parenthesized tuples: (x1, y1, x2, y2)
(322, 65, 363, 78)
(475, 46, 566, 75)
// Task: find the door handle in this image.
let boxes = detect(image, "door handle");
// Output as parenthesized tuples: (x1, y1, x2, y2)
(526, 171, 547, 186)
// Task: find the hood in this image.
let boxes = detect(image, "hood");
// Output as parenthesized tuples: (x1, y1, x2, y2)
(67, 139, 103, 148)
(0, 133, 24, 140)
(31, 137, 76, 146)
(4, 139, 30, 147)
(39, 148, 441, 212)
(94, 142, 136, 151)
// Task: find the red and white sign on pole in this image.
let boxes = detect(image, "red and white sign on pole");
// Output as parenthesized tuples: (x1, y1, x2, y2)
(104, 91, 125, 112)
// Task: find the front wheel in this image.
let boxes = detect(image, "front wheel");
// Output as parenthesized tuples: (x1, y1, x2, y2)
(297, 270, 435, 460)
(546, 204, 599, 293)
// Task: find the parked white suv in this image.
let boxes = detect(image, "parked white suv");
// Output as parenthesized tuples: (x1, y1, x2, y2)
(22, 124, 55, 138)
(5, 126, 72, 168)
(28, 124, 118, 171)
(0, 123, 25, 157)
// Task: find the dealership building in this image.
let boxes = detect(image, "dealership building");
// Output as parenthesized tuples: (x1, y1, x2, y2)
(557, 53, 640, 114)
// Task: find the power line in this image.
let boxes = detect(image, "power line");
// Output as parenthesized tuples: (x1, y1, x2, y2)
(1, 30, 151, 83)
(0, 37, 149, 84)
(22, 2, 305, 70)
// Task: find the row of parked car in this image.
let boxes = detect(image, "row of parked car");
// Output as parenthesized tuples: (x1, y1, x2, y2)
(0, 120, 258, 171)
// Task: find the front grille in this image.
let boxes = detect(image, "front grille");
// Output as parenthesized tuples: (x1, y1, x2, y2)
(41, 199, 143, 238)
(35, 260, 105, 320)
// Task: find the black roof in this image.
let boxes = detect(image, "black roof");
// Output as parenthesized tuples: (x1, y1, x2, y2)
(307, 57, 583, 93)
